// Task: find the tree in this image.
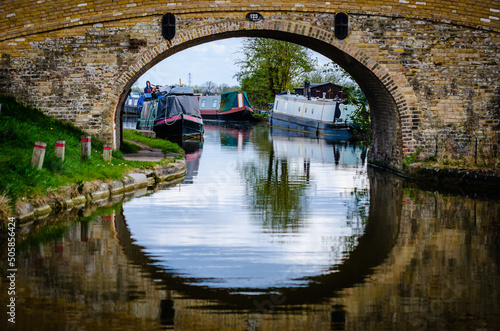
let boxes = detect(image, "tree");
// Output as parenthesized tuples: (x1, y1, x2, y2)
(344, 86, 370, 143)
(235, 38, 316, 109)
(305, 61, 356, 88)
(201, 81, 217, 95)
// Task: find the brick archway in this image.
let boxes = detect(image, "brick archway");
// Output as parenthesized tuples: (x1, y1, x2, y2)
(112, 19, 417, 169)
(1, 3, 498, 171)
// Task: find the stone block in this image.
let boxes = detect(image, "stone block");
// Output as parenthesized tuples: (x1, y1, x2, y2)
(109, 180, 125, 195)
(122, 175, 135, 192)
(72, 194, 87, 207)
(127, 173, 149, 189)
(90, 181, 110, 200)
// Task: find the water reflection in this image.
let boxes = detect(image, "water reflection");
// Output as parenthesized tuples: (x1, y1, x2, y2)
(182, 139, 203, 184)
(121, 124, 369, 291)
(1, 124, 500, 330)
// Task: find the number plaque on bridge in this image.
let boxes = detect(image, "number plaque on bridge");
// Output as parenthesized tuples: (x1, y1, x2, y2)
(246, 12, 263, 22)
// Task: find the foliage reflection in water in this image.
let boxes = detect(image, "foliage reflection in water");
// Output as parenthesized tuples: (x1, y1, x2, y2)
(1, 123, 499, 331)
(122, 124, 369, 291)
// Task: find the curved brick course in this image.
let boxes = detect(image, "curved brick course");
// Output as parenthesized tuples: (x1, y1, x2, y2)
(0, 2, 499, 170)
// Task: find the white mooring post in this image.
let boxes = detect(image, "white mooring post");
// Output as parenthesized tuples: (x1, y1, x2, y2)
(80, 135, 91, 160)
(31, 141, 46, 169)
(54, 139, 65, 161)
(103, 143, 112, 162)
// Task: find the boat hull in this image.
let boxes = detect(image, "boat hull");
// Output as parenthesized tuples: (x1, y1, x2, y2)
(269, 111, 354, 138)
(201, 107, 256, 121)
(200, 109, 218, 120)
(153, 114, 204, 140)
(218, 106, 255, 121)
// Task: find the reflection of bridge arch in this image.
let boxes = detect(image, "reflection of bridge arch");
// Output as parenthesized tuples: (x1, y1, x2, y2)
(114, 169, 401, 308)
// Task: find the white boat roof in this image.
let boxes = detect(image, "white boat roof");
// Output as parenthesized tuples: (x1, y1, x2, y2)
(275, 93, 340, 104)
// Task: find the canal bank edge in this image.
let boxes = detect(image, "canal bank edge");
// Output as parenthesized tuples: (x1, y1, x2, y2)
(370, 161, 500, 196)
(14, 158, 187, 221)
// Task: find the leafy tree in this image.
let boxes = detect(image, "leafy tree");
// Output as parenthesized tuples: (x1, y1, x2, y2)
(345, 86, 371, 143)
(235, 38, 316, 109)
(305, 61, 356, 88)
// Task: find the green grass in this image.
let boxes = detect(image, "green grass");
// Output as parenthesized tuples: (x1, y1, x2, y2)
(0, 95, 182, 204)
(123, 129, 183, 154)
(120, 139, 142, 154)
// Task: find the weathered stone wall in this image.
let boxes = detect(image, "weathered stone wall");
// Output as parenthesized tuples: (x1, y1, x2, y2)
(0, 1, 499, 170)
(1, 0, 499, 41)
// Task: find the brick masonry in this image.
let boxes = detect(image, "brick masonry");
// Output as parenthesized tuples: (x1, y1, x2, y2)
(0, 1, 499, 170)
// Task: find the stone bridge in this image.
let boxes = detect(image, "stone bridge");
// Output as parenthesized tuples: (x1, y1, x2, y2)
(0, 1, 499, 170)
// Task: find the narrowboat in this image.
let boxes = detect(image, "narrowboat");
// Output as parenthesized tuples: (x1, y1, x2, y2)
(123, 92, 142, 129)
(136, 96, 159, 130)
(153, 87, 204, 140)
(269, 93, 357, 139)
(199, 91, 255, 120)
(198, 95, 221, 119)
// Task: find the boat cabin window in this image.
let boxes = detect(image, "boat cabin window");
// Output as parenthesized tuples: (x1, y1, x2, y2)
(212, 99, 218, 108)
(201, 100, 206, 108)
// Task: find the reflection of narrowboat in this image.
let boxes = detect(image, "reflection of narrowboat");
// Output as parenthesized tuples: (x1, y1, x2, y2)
(182, 140, 203, 184)
(271, 130, 367, 166)
(199, 91, 255, 120)
(269, 93, 357, 139)
(153, 87, 204, 140)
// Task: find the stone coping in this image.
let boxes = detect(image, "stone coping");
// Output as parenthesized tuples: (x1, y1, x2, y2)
(14, 159, 187, 221)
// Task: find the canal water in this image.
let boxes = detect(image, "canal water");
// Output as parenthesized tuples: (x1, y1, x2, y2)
(1, 123, 500, 330)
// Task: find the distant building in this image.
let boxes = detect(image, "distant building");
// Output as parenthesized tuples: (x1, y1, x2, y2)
(294, 83, 348, 99)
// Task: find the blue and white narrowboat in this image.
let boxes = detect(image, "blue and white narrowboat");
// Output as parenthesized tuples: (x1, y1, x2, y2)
(269, 93, 357, 139)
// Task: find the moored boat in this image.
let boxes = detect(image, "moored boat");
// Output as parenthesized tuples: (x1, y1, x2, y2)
(219, 91, 255, 120)
(136, 96, 159, 130)
(199, 95, 221, 120)
(153, 87, 204, 140)
(199, 91, 255, 121)
(269, 93, 357, 140)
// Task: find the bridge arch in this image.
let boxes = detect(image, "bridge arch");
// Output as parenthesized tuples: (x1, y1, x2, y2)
(113, 19, 416, 169)
(1, 2, 498, 171)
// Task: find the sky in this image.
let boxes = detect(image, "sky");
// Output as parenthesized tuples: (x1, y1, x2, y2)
(133, 37, 332, 89)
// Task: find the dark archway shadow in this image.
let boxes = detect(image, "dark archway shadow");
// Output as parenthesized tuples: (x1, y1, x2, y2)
(114, 167, 403, 310)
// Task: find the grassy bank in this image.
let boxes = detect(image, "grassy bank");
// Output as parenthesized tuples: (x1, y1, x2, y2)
(0, 95, 182, 214)
(123, 129, 183, 154)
